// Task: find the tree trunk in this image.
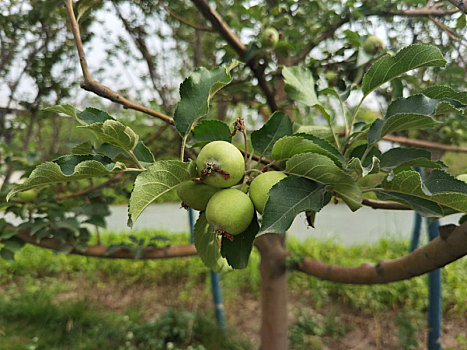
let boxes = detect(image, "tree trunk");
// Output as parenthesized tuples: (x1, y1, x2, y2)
(255, 234, 288, 350)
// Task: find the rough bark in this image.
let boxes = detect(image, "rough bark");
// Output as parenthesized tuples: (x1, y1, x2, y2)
(297, 222, 467, 284)
(14, 227, 197, 259)
(255, 234, 288, 350)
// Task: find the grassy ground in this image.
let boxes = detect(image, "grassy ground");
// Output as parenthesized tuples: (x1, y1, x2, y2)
(0, 230, 466, 349)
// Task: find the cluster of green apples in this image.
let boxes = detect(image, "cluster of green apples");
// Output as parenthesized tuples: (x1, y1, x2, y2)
(177, 141, 286, 236)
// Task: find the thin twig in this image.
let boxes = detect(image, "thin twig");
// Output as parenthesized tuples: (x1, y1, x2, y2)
(55, 173, 124, 200)
(445, 0, 467, 14)
(144, 124, 170, 145)
(361, 198, 411, 210)
(242, 130, 248, 171)
(383, 134, 467, 152)
(158, 0, 214, 31)
(429, 16, 467, 46)
(64, 0, 174, 125)
(191, 0, 278, 111)
(337, 129, 467, 153)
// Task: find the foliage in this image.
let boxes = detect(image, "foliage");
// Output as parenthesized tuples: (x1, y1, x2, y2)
(3, 42, 467, 272)
(0, 286, 252, 350)
(1, 231, 466, 316)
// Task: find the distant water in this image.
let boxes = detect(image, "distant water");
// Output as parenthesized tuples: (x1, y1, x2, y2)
(2, 203, 462, 246)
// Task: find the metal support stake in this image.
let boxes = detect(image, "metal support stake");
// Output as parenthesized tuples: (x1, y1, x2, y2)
(427, 220, 442, 350)
(410, 212, 422, 252)
(188, 208, 227, 328)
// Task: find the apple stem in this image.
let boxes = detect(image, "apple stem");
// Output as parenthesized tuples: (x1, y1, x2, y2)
(229, 118, 248, 171)
(242, 129, 248, 171)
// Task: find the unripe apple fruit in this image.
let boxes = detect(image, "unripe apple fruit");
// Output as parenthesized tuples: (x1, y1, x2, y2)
(439, 126, 452, 138)
(325, 71, 338, 86)
(18, 190, 37, 202)
(249, 171, 287, 214)
(206, 188, 254, 235)
(363, 35, 384, 54)
(196, 141, 245, 188)
(456, 174, 467, 183)
(176, 181, 219, 211)
(260, 27, 279, 48)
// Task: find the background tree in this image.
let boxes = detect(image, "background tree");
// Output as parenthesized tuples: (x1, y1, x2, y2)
(1, 1, 466, 349)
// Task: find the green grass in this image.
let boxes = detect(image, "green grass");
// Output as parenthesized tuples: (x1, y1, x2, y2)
(0, 230, 466, 348)
(1, 230, 466, 314)
(0, 287, 252, 350)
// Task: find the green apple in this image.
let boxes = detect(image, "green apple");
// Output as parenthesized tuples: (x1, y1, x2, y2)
(363, 35, 384, 54)
(439, 126, 452, 138)
(176, 181, 219, 211)
(196, 141, 245, 188)
(249, 171, 287, 214)
(18, 190, 37, 202)
(206, 188, 254, 235)
(260, 27, 279, 48)
(456, 174, 467, 183)
(324, 71, 338, 86)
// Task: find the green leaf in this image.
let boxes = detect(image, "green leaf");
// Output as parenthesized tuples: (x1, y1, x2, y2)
(71, 141, 93, 155)
(422, 85, 467, 105)
(435, 101, 464, 115)
(105, 244, 127, 256)
(381, 169, 467, 213)
(220, 214, 259, 269)
(361, 44, 446, 97)
(43, 104, 79, 119)
(194, 212, 231, 273)
(259, 176, 329, 235)
(188, 120, 232, 147)
(0, 226, 17, 240)
(386, 95, 441, 118)
(0, 248, 14, 261)
(2, 237, 24, 252)
(251, 112, 293, 157)
(368, 113, 439, 146)
(347, 156, 380, 179)
(84, 216, 107, 228)
(98, 141, 155, 164)
(286, 153, 362, 211)
(77, 0, 102, 22)
(272, 136, 343, 167)
(348, 143, 381, 168)
(133, 141, 155, 163)
(80, 120, 139, 152)
(76, 107, 114, 125)
(174, 61, 240, 137)
(294, 133, 345, 166)
(379, 147, 445, 172)
(375, 191, 444, 217)
(128, 160, 197, 225)
(386, 94, 464, 119)
(295, 125, 334, 141)
(282, 66, 318, 106)
(7, 155, 125, 201)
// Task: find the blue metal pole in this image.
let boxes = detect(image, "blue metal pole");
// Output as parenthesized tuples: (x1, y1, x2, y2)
(426, 219, 442, 350)
(210, 271, 227, 328)
(188, 208, 226, 328)
(410, 213, 422, 252)
(188, 208, 195, 244)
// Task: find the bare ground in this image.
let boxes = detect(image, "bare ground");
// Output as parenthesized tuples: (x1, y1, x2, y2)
(49, 273, 467, 350)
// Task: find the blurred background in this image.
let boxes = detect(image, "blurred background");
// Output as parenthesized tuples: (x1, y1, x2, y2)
(0, 0, 466, 349)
